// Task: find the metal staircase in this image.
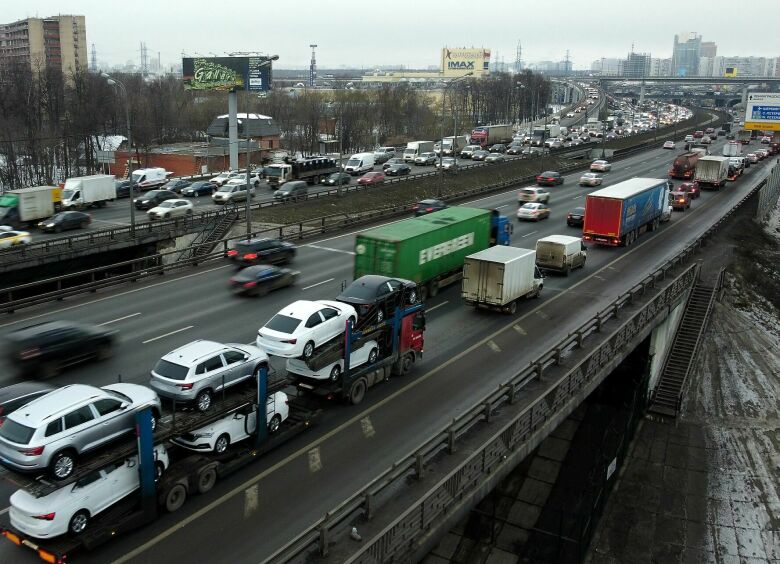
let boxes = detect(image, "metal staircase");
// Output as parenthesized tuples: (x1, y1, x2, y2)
(648, 276, 720, 418)
(178, 210, 238, 263)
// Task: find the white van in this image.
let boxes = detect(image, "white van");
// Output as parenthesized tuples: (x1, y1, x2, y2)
(131, 167, 169, 189)
(343, 153, 375, 175)
(535, 235, 587, 275)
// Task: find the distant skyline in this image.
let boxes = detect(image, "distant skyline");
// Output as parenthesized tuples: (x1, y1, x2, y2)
(4, 0, 778, 71)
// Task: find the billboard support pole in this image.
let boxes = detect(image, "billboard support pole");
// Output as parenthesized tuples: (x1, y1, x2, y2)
(229, 90, 239, 171)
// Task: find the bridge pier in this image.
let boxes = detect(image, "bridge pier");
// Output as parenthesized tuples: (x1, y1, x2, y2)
(741, 86, 748, 107)
(639, 80, 646, 104)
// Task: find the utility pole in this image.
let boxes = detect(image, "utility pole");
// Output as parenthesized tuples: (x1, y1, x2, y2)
(438, 73, 472, 197)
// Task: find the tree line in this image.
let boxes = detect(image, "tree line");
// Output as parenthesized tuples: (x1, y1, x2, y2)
(0, 59, 550, 190)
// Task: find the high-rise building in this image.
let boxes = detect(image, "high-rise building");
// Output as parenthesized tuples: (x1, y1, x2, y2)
(713, 56, 775, 77)
(624, 52, 651, 78)
(591, 58, 622, 76)
(700, 41, 717, 58)
(0, 15, 87, 76)
(649, 57, 672, 77)
(671, 32, 702, 77)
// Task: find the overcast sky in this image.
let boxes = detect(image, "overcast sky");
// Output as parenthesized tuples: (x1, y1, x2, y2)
(5, 0, 778, 70)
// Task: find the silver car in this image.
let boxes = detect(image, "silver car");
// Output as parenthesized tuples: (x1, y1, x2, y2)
(150, 340, 268, 412)
(0, 383, 160, 480)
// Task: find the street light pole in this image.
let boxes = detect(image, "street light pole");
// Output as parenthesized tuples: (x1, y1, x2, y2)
(102, 73, 135, 238)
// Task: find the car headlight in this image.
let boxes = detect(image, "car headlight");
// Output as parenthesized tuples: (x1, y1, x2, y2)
(47, 223, 55, 227)
(192, 432, 214, 439)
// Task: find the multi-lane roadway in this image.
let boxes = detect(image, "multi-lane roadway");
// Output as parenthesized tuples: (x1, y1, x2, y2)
(0, 132, 770, 562)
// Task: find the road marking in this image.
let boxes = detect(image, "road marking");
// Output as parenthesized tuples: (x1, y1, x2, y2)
(244, 485, 259, 519)
(496, 204, 508, 209)
(305, 244, 355, 255)
(425, 301, 449, 313)
(521, 230, 538, 238)
(302, 278, 334, 291)
(487, 340, 502, 353)
(513, 324, 526, 336)
(572, 195, 583, 199)
(360, 417, 376, 439)
(536, 310, 549, 320)
(308, 447, 322, 473)
(112, 155, 759, 564)
(99, 312, 141, 325)
(141, 325, 194, 344)
(594, 275, 606, 281)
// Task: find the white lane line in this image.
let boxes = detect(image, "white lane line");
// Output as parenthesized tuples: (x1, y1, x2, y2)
(521, 230, 538, 238)
(572, 195, 583, 199)
(425, 300, 449, 313)
(302, 278, 334, 291)
(99, 312, 141, 326)
(305, 244, 355, 256)
(142, 325, 194, 344)
(496, 204, 508, 209)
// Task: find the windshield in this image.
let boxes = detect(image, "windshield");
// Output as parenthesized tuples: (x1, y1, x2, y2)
(346, 158, 360, 166)
(157, 201, 175, 208)
(342, 282, 379, 301)
(131, 172, 144, 183)
(153, 359, 189, 381)
(264, 314, 301, 334)
(0, 418, 35, 445)
(264, 168, 282, 177)
(62, 189, 75, 199)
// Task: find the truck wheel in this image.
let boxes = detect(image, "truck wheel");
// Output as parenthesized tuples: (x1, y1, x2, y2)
(428, 280, 439, 298)
(565, 266, 571, 277)
(164, 483, 188, 512)
(505, 301, 517, 315)
(399, 353, 414, 375)
(348, 379, 367, 405)
(197, 467, 217, 494)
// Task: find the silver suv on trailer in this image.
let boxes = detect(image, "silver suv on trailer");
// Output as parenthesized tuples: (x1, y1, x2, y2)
(149, 340, 268, 412)
(0, 383, 161, 480)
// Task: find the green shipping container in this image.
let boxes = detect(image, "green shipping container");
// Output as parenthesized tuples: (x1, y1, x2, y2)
(354, 207, 492, 284)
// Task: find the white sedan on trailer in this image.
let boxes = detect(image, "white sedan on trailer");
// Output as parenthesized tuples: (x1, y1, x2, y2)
(172, 392, 289, 454)
(287, 340, 379, 382)
(256, 300, 357, 359)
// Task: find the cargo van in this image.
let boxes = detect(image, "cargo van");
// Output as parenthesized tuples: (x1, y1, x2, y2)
(535, 235, 587, 275)
(130, 167, 169, 189)
(343, 153, 375, 175)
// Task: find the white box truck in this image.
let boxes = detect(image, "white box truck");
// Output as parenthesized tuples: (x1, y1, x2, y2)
(694, 156, 730, 190)
(722, 141, 742, 157)
(535, 235, 587, 276)
(438, 136, 469, 156)
(462, 246, 544, 314)
(403, 141, 434, 162)
(0, 186, 60, 228)
(61, 174, 116, 209)
(342, 152, 375, 175)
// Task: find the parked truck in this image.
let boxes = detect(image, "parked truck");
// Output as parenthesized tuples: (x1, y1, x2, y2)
(402, 141, 434, 163)
(535, 235, 587, 275)
(668, 152, 701, 180)
(694, 156, 730, 190)
(722, 141, 742, 157)
(353, 207, 512, 300)
(0, 186, 61, 228)
(470, 124, 513, 148)
(461, 246, 544, 314)
(61, 174, 116, 209)
(582, 178, 668, 247)
(265, 157, 339, 187)
(436, 135, 469, 156)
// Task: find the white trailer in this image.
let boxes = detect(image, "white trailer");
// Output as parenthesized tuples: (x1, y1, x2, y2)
(61, 175, 116, 209)
(535, 235, 587, 275)
(694, 156, 730, 190)
(462, 246, 544, 314)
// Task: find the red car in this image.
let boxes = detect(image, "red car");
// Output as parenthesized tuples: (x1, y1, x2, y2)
(357, 172, 385, 186)
(693, 130, 704, 139)
(536, 171, 564, 186)
(678, 181, 700, 199)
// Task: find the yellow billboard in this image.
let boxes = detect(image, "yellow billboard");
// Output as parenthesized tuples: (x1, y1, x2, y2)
(724, 66, 737, 77)
(441, 48, 491, 77)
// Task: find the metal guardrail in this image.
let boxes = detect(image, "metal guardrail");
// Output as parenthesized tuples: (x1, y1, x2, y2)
(262, 166, 771, 563)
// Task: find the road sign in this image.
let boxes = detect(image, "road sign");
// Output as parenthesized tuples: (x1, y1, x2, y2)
(745, 92, 780, 131)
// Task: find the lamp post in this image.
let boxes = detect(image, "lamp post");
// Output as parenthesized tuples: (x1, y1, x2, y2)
(102, 73, 135, 238)
(438, 72, 472, 197)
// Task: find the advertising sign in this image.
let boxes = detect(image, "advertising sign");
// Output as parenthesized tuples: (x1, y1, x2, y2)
(744, 92, 780, 131)
(441, 48, 491, 77)
(182, 57, 272, 92)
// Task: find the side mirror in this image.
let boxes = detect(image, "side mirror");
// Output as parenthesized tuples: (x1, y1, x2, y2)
(120, 403, 129, 411)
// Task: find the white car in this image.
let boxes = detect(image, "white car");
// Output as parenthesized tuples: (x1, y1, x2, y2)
(172, 392, 289, 454)
(590, 160, 611, 172)
(566, 112, 575, 118)
(210, 171, 242, 186)
(287, 340, 379, 382)
(684, 134, 694, 142)
(9, 445, 169, 539)
(579, 173, 603, 187)
(0, 226, 32, 248)
(517, 187, 550, 203)
(663, 140, 676, 150)
(256, 300, 357, 359)
(147, 199, 194, 220)
(517, 203, 550, 221)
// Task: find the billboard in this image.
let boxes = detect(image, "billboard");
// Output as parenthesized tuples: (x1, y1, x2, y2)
(744, 92, 780, 131)
(182, 57, 272, 91)
(441, 48, 491, 77)
(724, 66, 737, 77)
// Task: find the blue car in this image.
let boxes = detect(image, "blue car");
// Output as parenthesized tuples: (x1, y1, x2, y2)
(181, 181, 216, 197)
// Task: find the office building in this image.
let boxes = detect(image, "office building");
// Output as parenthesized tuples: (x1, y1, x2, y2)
(0, 15, 87, 76)
(671, 32, 701, 77)
(700, 42, 717, 58)
(624, 52, 651, 78)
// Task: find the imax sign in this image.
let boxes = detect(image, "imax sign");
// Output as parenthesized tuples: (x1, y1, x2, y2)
(448, 61, 475, 70)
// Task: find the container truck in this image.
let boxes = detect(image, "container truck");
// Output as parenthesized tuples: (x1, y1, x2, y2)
(353, 207, 513, 300)
(61, 174, 116, 209)
(470, 125, 513, 148)
(694, 156, 730, 190)
(265, 157, 339, 187)
(436, 135, 469, 156)
(402, 141, 434, 162)
(535, 235, 587, 275)
(461, 246, 544, 314)
(668, 152, 701, 180)
(582, 178, 668, 247)
(0, 186, 61, 228)
(722, 141, 742, 157)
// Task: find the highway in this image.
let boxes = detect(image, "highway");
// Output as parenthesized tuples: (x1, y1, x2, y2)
(0, 131, 770, 562)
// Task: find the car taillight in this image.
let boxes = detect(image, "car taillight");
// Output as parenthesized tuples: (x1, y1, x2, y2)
(20, 446, 45, 456)
(426, 207, 434, 212)
(19, 347, 41, 360)
(243, 253, 258, 260)
(178, 383, 194, 390)
(32, 513, 56, 521)
(226, 250, 238, 257)
(243, 281, 257, 288)
(282, 339, 297, 344)
(678, 198, 685, 203)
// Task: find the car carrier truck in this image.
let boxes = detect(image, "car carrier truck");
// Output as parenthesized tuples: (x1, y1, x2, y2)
(353, 207, 513, 300)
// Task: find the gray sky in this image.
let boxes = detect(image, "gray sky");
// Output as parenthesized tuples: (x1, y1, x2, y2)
(5, 0, 778, 70)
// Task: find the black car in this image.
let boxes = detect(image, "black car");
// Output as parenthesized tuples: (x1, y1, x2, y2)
(323, 172, 351, 186)
(413, 199, 448, 216)
(471, 150, 490, 161)
(162, 179, 192, 194)
(181, 180, 216, 197)
(4, 321, 115, 378)
(536, 171, 564, 186)
(0, 382, 55, 425)
(336, 275, 418, 323)
(114, 180, 136, 198)
(226, 237, 297, 267)
(385, 164, 411, 176)
(382, 158, 405, 171)
(37, 211, 91, 233)
(506, 144, 524, 155)
(567, 207, 585, 227)
(134, 189, 177, 210)
(488, 144, 507, 153)
(228, 265, 299, 297)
